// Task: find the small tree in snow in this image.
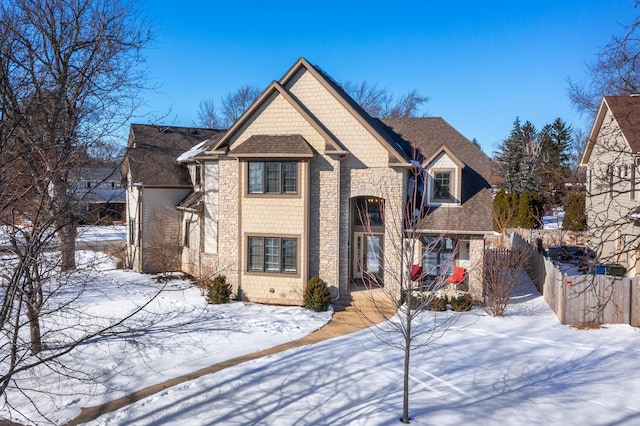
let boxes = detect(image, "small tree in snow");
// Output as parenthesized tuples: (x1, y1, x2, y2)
(354, 152, 460, 424)
(483, 243, 531, 316)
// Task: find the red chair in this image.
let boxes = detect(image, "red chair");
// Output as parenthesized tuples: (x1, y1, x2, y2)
(446, 267, 466, 285)
(411, 264, 423, 281)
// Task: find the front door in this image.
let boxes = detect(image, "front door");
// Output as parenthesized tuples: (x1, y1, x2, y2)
(353, 232, 383, 284)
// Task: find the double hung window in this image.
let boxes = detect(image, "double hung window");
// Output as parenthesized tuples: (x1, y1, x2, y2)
(248, 237, 297, 274)
(248, 162, 297, 194)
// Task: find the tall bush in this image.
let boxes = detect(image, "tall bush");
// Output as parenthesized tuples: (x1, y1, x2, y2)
(517, 191, 545, 229)
(303, 276, 331, 312)
(563, 193, 587, 231)
(206, 275, 233, 304)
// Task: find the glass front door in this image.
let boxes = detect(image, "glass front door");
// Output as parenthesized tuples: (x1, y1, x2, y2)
(353, 232, 383, 283)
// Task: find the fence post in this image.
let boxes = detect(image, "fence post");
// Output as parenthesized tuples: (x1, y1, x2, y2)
(559, 271, 566, 324)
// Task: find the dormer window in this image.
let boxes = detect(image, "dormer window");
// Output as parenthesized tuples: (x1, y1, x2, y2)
(428, 167, 458, 204)
(433, 171, 451, 201)
(424, 147, 464, 206)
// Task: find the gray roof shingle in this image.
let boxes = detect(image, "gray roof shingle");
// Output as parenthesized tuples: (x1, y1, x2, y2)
(605, 96, 640, 152)
(230, 134, 315, 157)
(123, 125, 224, 187)
(381, 117, 493, 233)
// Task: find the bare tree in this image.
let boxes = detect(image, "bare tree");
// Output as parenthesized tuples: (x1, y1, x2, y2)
(354, 153, 461, 423)
(583, 105, 640, 269)
(0, 0, 150, 270)
(567, 127, 588, 186)
(0, 0, 158, 420)
(197, 98, 222, 129)
(568, 5, 640, 117)
(196, 85, 261, 129)
(342, 80, 429, 118)
(147, 209, 182, 276)
(483, 241, 532, 316)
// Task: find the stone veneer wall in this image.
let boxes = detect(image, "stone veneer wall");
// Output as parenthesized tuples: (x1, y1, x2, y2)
(216, 157, 240, 296)
(308, 154, 340, 296)
(468, 236, 485, 299)
(339, 163, 407, 296)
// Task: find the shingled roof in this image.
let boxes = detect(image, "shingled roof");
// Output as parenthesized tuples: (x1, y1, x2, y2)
(122, 125, 224, 187)
(230, 134, 315, 158)
(381, 117, 493, 233)
(605, 96, 640, 152)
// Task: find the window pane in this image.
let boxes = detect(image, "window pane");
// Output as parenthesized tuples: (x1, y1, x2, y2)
(422, 236, 455, 277)
(248, 237, 264, 271)
(282, 238, 297, 273)
(265, 237, 280, 272)
(434, 172, 451, 200)
(248, 162, 263, 193)
(282, 162, 297, 193)
(632, 166, 636, 201)
(265, 163, 280, 193)
(354, 197, 384, 226)
(366, 235, 381, 273)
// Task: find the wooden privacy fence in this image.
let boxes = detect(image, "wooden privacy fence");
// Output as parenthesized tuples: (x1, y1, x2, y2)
(516, 233, 640, 326)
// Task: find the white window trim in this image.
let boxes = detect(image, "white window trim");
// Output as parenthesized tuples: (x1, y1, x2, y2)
(426, 167, 460, 206)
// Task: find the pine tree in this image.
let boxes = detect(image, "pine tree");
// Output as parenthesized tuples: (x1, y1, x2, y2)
(537, 118, 572, 205)
(563, 193, 587, 231)
(494, 118, 540, 193)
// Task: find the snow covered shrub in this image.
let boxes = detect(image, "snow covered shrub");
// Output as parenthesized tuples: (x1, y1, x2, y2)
(429, 291, 447, 311)
(304, 276, 331, 312)
(206, 275, 232, 304)
(450, 291, 473, 312)
(405, 291, 427, 310)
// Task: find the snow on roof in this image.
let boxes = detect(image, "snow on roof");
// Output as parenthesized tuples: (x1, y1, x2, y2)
(177, 139, 209, 162)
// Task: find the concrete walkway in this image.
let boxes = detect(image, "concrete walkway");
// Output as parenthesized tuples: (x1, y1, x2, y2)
(66, 288, 396, 425)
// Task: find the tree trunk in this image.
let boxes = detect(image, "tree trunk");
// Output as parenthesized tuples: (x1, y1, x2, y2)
(27, 302, 42, 355)
(25, 276, 43, 355)
(401, 304, 412, 423)
(58, 219, 77, 271)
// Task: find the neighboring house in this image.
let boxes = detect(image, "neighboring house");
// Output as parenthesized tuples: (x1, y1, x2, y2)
(70, 167, 125, 224)
(123, 58, 493, 304)
(121, 125, 223, 273)
(581, 95, 640, 275)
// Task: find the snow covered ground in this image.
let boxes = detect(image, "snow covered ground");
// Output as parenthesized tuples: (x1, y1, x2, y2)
(1, 251, 332, 425)
(542, 208, 564, 229)
(4, 242, 640, 425)
(84, 274, 640, 426)
(76, 225, 126, 241)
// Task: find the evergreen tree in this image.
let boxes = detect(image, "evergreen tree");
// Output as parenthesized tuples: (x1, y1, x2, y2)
(537, 118, 572, 205)
(517, 191, 545, 229)
(563, 193, 587, 231)
(507, 192, 520, 228)
(494, 118, 540, 193)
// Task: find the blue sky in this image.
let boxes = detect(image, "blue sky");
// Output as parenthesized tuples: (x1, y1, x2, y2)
(136, 0, 635, 154)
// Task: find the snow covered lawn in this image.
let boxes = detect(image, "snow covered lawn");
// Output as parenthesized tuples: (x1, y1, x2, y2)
(87, 274, 640, 425)
(76, 225, 126, 241)
(1, 251, 331, 424)
(4, 250, 640, 425)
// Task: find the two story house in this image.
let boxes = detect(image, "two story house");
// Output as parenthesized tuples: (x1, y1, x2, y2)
(123, 58, 493, 305)
(581, 95, 640, 275)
